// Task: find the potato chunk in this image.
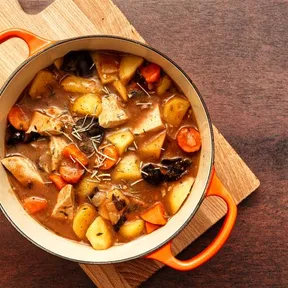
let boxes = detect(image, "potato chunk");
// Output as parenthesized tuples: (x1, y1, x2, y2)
(73, 203, 97, 239)
(119, 55, 144, 84)
(1, 156, 43, 187)
(51, 184, 75, 220)
(29, 70, 56, 99)
(165, 176, 195, 215)
(86, 216, 113, 250)
(91, 52, 119, 84)
(49, 136, 67, 171)
(106, 129, 134, 156)
(61, 75, 103, 94)
(156, 74, 172, 96)
(133, 105, 164, 135)
(119, 219, 145, 240)
(99, 94, 128, 128)
(76, 177, 99, 200)
(139, 131, 166, 159)
(112, 80, 128, 102)
(72, 94, 102, 117)
(111, 153, 141, 181)
(26, 111, 63, 135)
(163, 96, 190, 127)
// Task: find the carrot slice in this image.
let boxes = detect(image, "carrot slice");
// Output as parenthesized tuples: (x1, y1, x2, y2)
(49, 174, 68, 190)
(59, 159, 84, 184)
(8, 106, 30, 131)
(23, 196, 47, 214)
(176, 127, 202, 153)
(140, 63, 161, 83)
(98, 145, 119, 170)
(62, 143, 88, 166)
(145, 222, 160, 234)
(141, 202, 167, 225)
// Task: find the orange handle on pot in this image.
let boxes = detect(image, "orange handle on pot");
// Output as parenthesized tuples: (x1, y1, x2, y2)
(146, 169, 237, 271)
(0, 28, 52, 56)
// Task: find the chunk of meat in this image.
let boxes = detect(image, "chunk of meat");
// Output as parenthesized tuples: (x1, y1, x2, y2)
(98, 94, 128, 128)
(38, 151, 52, 173)
(28, 70, 56, 99)
(132, 105, 164, 135)
(49, 136, 68, 171)
(45, 107, 74, 128)
(51, 184, 75, 220)
(1, 156, 43, 187)
(26, 111, 63, 135)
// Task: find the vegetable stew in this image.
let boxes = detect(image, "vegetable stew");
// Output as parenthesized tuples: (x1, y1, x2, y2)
(1, 50, 202, 250)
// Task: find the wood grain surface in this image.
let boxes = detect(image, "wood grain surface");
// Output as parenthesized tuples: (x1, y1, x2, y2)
(0, 0, 287, 288)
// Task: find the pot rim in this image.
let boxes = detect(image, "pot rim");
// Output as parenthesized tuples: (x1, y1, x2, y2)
(0, 34, 214, 264)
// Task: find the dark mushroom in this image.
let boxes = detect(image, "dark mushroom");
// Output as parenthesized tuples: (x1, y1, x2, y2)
(86, 123, 105, 139)
(24, 131, 41, 143)
(161, 158, 192, 182)
(113, 215, 127, 232)
(78, 140, 94, 154)
(6, 126, 40, 145)
(161, 158, 192, 181)
(141, 163, 164, 185)
(141, 158, 192, 185)
(112, 194, 127, 211)
(74, 117, 105, 153)
(75, 117, 105, 139)
(133, 70, 147, 86)
(6, 130, 25, 145)
(61, 51, 95, 78)
(127, 70, 148, 98)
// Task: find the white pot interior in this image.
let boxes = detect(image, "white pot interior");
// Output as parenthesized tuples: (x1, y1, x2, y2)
(0, 37, 213, 263)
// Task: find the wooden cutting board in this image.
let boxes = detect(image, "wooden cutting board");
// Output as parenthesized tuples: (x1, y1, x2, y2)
(0, 0, 260, 287)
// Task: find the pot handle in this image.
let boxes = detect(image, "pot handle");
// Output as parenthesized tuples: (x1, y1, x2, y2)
(0, 29, 52, 56)
(146, 169, 237, 271)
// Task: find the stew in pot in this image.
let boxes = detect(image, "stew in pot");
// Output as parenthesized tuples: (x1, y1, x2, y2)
(1, 50, 202, 250)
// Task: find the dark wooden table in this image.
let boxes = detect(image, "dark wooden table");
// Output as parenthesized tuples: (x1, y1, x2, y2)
(1, 1, 287, 287)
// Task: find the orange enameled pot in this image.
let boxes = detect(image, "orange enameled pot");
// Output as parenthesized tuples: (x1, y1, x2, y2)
(0, 29, 237, 270)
